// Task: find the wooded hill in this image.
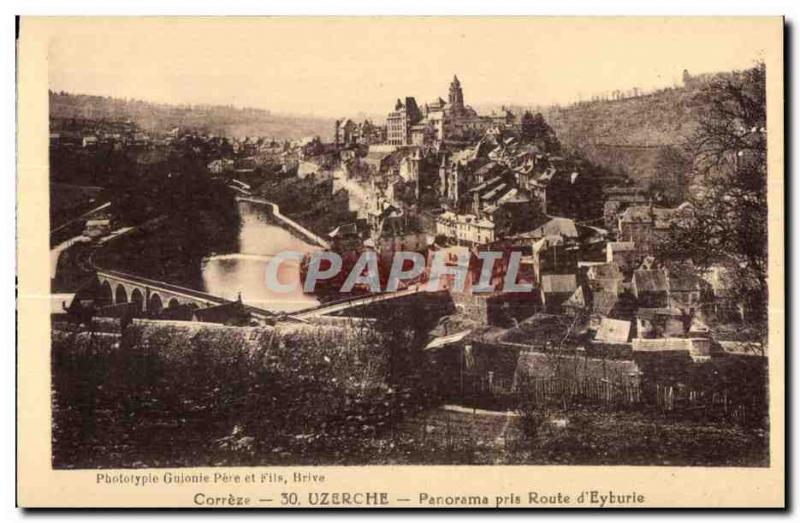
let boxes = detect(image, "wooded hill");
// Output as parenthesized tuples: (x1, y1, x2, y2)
(49, 91, 335, 140)
(511, 70, 735, 188)
(541, 81, 708, 188)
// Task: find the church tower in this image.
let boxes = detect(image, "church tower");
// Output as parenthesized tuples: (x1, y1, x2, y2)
(448, 75, 464, 114)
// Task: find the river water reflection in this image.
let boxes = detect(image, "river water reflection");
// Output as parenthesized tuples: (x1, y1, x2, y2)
(201, 200, 320, 312)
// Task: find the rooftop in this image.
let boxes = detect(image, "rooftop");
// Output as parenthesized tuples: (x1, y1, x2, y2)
(541, 274, 578, 294)
(587, 261, 623, 280)
(595, 318, 632, 344)
(591, 290, 620, 316)
(633, 269, 670, 293)
(517, 216, 578, 240)
(607, 241, 636, 252)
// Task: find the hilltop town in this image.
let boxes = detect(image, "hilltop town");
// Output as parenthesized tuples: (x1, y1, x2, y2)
(50, 67, 768, 468)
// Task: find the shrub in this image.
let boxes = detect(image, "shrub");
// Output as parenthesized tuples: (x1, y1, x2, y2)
(51, 320, 437, 467)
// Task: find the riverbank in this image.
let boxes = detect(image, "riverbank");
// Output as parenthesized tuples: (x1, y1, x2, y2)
(90, 225, 211, 290)
(200, 199, 320, 311)
(235, 196, 330, 248)
(53, 196, 324, 313)
(254, 175, 355, 241)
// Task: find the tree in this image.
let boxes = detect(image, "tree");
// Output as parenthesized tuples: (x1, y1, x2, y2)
(99, 151, 241, 285)
(542, 157, 608, 221)
(650, 145, 692, 205)
(657, 63, 767, 336)
(520, 111, 561, 154)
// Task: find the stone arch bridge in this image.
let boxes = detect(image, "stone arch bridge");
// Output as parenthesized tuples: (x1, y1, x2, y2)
(95, 269, 253, 318)
(93, 269, 434, 322)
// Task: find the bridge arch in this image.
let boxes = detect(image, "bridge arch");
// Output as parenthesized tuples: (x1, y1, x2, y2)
(115, 284, 128, 305)
(97, 281, 113, 307)
(148, 293, 163, 317)
(131, 288, 144, 313)
(94, 269, 272, 321)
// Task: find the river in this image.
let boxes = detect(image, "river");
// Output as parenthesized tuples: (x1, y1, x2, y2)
(201, 200, 321, 312)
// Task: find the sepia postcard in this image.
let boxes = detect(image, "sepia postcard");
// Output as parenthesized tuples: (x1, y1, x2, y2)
(17, 16, 785, 508)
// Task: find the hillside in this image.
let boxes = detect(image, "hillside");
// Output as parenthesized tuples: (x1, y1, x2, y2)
(506, 71, 732, 189)
(49, 91, 335, 140)
(540, 84, 706, 188)
(543, 86, 702, 150)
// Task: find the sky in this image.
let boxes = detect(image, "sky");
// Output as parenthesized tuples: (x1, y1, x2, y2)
(46, 17, 775, 118)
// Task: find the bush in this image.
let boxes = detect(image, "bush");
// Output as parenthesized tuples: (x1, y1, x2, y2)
(51, 321, 436, 468)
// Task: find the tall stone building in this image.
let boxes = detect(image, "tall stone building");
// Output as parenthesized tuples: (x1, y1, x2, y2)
(386, 75, 504, 146)
(334, 118, 358, 147)
(386, 97, 423, 146)
(335, 118, 386, 147)
(423, 76, 491, 142)
(448, 75, 465, 114)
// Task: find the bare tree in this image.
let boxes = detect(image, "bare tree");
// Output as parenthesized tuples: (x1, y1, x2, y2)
(658, 63, 767, 339)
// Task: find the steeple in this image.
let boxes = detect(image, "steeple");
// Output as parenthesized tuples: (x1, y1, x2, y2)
(448, 75, 464, 113)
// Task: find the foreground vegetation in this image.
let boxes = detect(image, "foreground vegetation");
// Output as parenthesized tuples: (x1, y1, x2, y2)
(52, 316, 768, 469)
(379, 408, 768, 466)
(52, 303, 443, 468)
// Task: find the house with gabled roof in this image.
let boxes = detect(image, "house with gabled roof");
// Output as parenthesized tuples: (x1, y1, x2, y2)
(667, 269, 705, 310)
(635, 307, 687, 338)
(606, 241, 638, 275)
(531, 235, 579, 284)
(540, 274, 578, 314)
(594, 318, 632, 344)
(632, 269, 670, 308)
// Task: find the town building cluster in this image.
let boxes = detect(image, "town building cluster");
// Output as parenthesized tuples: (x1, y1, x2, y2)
(52, 75, 750, 363)
(50, 118, 153, 149)
(285, 75, 743, 362)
